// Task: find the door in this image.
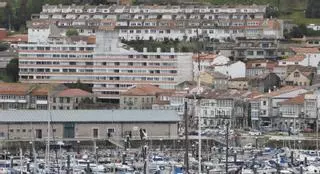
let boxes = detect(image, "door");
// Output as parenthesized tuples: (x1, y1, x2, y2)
(35, 129, 42, 139)
(93, 129, 98, 138)
(63, 123, 75, 138)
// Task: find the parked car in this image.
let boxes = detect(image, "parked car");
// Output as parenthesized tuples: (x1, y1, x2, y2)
(248, 131, 262, 136)
(244, 143, 254, 150)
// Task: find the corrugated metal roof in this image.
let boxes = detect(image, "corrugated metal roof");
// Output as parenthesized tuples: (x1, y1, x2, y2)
(0, 110, 179, 123)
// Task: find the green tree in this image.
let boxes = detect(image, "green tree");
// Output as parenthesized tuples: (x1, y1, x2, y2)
(65, 79, 92, 92)
(306, 0, 320, 18)
(66, 28, 79, 37)
(5, 58, 19, 82)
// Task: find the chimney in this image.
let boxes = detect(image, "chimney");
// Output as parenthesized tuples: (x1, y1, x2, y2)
(268, 88, 271, 93)
(143, 47, 147, 52)
(157, 47, 161, 53)
(170, 48, 175, 53)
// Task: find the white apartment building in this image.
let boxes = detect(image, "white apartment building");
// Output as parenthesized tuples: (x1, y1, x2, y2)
(28, 4, 283, 41)
(18, 30, 193, 100)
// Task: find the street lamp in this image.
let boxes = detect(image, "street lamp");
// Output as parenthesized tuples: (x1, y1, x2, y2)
(77, 140, 80, 154)
(160, 138, 163, 151)
(255, 137, 258, 149)
(29, 141, 32, 157)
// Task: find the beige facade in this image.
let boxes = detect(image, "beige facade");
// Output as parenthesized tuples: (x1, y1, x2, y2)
(228, 79, 248, 90)
(199, 71, 214, 84)
(120, 95, 156, 109)
(284, 70, 311, 86)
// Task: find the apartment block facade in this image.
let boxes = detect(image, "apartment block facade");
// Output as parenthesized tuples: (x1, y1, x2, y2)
(28, 4, 283, 41)
(18, 30, 193, 100)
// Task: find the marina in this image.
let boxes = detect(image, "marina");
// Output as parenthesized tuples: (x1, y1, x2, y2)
(1, 127, 320, 174)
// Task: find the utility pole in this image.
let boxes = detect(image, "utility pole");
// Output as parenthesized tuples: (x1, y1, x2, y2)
(225, 121, 230, 174)
(184, 101, 189, 173)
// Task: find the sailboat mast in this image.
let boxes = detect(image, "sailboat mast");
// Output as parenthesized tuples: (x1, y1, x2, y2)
(46, 92, 51, 171)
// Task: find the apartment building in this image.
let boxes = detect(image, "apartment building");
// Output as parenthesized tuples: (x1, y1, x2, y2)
(18, 30, 193, 100)
(233, 38, 279, 60)
(27, 4, 284, 41)
(249, 86, 308, 129)
(197, 89, 252, 128)
(277, 93, 317, 131)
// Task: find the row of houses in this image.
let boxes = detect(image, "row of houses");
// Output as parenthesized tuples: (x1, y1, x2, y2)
(118, 83, 320, 131)
(0, 83, 94, 110)
(25, 4, 283, 43)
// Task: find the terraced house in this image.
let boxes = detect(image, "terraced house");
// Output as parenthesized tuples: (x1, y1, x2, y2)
(28, 4, 283, 41)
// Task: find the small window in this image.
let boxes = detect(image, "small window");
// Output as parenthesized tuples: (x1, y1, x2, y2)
(107, 128, 114, 133)
(53, 129, 56, 133)
(294, 72, 300, 78)
(22, 129, 26, 133)
(9, 129, 13, 133)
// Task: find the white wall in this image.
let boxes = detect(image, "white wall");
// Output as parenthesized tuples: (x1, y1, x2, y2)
(28, 28, 50, 43)
(215, 61, 245, 78)
(211, 55, 230, 65)
(300, 53, 320, 67)
(177, 53, 194, 84)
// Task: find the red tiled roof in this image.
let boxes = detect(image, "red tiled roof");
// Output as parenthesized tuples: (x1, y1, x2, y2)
(56, 88, 91, 97)
(246, 60, 277, 69)
(121, 84, 165, 96)
(2, 34, 28, 43)
(291, 47, 320, 54)
(192, 53, 217, 60)
(279, 94, 304, 105)
(0, 83, 32, 95)
(282, 55, 305, 62)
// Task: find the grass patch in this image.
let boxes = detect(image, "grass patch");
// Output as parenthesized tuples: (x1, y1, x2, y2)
(281, 10, 320, 25)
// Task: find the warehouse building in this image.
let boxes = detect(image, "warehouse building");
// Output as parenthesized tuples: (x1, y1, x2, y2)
(0, 110, 179, 141)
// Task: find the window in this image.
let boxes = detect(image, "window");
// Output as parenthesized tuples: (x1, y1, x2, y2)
(294, 72, 300, 78)
(66, 98, 70, 103)
(257, 51, 264, 56)
(247, 51, 254, 56)
(9, 129, 13, 133)
(22, 129, 26, 133)
(59, 97, 63, 103)
(107, 128, 114, 133)
(263, 101, 266, 106)
(93, 128, 99, 138)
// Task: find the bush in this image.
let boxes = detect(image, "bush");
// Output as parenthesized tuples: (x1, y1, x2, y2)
(0, 42, 9, 51)
(66, 29, 79, 37)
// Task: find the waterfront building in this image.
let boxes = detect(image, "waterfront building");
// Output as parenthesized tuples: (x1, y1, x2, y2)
(0, 110, 179, 140)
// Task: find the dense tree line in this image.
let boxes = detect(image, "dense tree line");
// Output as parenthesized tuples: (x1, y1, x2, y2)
(306, 0, 320, 18)
(284, 24, 320, 39)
